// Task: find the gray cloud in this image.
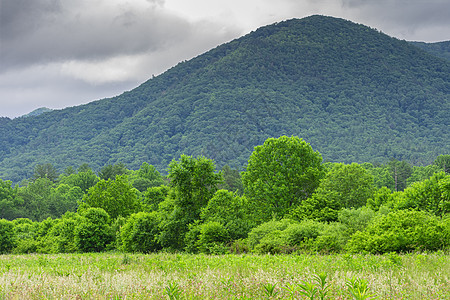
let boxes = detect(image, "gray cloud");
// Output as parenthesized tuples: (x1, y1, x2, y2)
(0, 0, 449, 118)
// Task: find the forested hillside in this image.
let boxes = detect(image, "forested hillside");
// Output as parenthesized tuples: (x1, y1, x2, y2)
(411, 41, 450, 62)
(1, 15, 449, 183)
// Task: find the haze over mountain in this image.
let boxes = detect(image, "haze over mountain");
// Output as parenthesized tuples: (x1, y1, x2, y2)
(1, 15, 449, 183)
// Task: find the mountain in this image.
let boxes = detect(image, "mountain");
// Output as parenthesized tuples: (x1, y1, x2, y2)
(1, 15, 449, 183)
(21, 107, 54, 118)
(411, 41, 450, 62)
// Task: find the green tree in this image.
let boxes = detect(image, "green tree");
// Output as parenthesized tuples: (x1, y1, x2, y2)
(121, 211, 161, 253)
(0, 219, 15, 254)
(200, 190, 254, 240)
(0, 179, 22, 220)
(242, 136, 324, 221)
(388, 159, 413, 191)
(143, 185, 170, 212)
(31, 163, 59, 183)
(59, 168, 99, 192)
(434, 155, 450, 174)
(130, 162, 165, 192)
(407, 164, 442, 187)
(158, 155, 222, 250)
(48, 184, 83, 217)
(217, 165, 244, 195)
(16, 178, 54, 221)
(98, 162, 129, 181)
(347, 210, 449, 254)
(45, 212, 82, 253)
(291, 163, 375, 222)
(81, 175, 140, 219)
(74, 208, 113, 252)
(399, 172, 450, 217)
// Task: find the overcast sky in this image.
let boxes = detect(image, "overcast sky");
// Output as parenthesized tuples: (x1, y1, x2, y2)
(1, 0, 449, 118)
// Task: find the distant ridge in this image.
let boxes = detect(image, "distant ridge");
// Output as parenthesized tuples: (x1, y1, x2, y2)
(411, 41, 450, 62)
(20, 107, 54, 118)
(0, 15, 449, 183)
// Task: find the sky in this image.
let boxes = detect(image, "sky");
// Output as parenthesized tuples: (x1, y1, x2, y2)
(1, 0, 449, 118)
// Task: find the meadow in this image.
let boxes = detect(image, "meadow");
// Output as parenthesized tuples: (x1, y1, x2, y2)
(0, 252, 448, 299)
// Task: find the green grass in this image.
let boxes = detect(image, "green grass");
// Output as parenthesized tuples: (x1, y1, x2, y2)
(0, 252, 448, 299)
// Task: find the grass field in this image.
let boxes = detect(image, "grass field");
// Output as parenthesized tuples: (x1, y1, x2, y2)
(0, 252, 449, 299)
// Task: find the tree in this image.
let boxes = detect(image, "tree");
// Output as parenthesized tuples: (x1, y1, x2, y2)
(400, 172, 450, 217)
(387, 159, 413, 191)
(0, 179, 21, 220)
(74, 208, 113, 252)
(32, 163, 59, 183)
(168, 155, 222, 217)
(59, 168, 99, 192)
(217, 165, 244, 195)
(143, 185, 170, 212)
(291, 163, 375, 222)
(98, 162, 129, 181)
(0, 219, 15, 254)
(242, 136, 324, 221)
(200, 190, 254, 240)
(434, 155, 450, 174)
(121, 211, 161, 253)
(158, 155, 222, 250)
(81, 175, 140, 219)
(16, 178, 54, 221)
(130, 162, 165, 192)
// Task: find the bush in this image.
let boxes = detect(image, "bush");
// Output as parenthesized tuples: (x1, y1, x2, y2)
(197, 221, 230, 254)
(347, 210, 449, 254)
(338, 206, 377, 235)
(46, 213, 82, 253)
(247, 219, 295, 249)
(74, 208, 113, 252)
(121, 212, 161, 253)
(185, 221, 230, 254)
(0, 219, 15, 254)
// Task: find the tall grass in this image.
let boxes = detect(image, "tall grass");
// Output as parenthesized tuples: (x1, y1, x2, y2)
(0, 252, 448, 299)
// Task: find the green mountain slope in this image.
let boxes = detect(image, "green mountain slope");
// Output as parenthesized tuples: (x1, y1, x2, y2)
(411, 41, 450, 62)
(1, 15, 449, 183)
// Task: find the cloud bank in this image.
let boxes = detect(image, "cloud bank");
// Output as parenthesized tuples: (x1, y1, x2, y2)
(1, 0, 449, 117)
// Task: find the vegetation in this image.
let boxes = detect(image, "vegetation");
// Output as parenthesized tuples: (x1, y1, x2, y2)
(0, 252, 449, 299)
(411, 40, 450, 62)
(0, 136, 449, 256)
(1, 15, 449, 183)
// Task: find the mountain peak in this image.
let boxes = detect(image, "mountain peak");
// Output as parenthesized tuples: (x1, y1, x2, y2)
(0, 16, 448, 183)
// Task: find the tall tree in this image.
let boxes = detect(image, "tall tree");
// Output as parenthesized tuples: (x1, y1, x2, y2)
(98, 163, 128, 181)
(81, 175, 140, 219)
(434, 155, 450, 174)
(388, 159, 413, 191)
(158, 155, 222, 250)
(242, 136, 324, 221)
(32, 163, 59, 183)
(291, 163, 375, 222)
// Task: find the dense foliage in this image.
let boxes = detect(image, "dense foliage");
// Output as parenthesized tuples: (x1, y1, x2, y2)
(0, 136, 449, 255)
(1, 15, 449, 183)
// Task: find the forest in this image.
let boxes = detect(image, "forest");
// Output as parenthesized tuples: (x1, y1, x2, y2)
(1, 16, 449, 184)
(1, 136, 449, 256)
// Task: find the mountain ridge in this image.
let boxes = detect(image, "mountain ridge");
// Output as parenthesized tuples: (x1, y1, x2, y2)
(1, 15, 449, 183)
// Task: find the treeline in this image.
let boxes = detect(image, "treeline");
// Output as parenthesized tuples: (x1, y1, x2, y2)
(0, 136, 449, 255)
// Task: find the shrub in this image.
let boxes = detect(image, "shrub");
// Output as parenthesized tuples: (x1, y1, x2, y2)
(74, 208, 113, 252)
(46, 213, 82, 253)
(198, 221, 230, 254)
(121, 212, 161, 253)
(0, 219, 15, 254)
(347, 210, 449, 254)
(247, 219, 295, 249)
